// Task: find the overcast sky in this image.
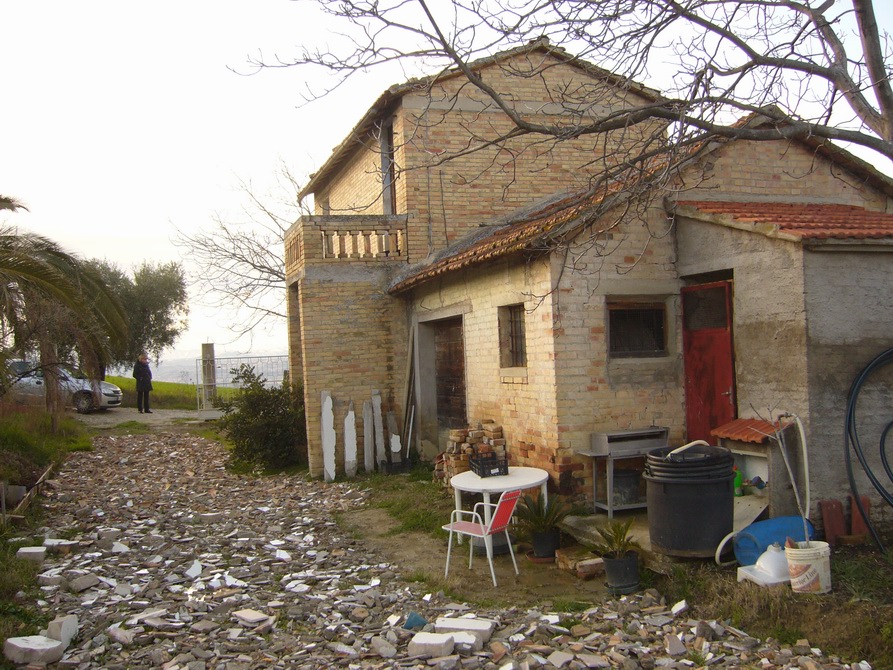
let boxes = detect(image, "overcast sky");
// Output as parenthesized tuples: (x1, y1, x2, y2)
(3, 1, 892, 364)
(1, 1, 391, 360)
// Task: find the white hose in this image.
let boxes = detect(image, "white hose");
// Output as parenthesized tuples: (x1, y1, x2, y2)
(666, 439, 710, 459)
(794, 414, 810, 517)
(714, 529, 739, 566)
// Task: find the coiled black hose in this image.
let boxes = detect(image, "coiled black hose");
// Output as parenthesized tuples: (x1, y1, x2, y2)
(844, 348, 893, 552)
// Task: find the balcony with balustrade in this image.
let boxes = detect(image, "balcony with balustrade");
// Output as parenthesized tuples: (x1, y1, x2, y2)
(285, 215, 409, 279)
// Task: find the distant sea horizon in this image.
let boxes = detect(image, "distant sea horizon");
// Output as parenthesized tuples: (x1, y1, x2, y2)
(110, 352, 289, 385)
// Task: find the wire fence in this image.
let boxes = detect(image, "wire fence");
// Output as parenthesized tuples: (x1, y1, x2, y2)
(195, 354, 290, 410)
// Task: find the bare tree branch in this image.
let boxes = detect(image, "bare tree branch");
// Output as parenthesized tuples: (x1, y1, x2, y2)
(272, 0, 893, 161)
(173, 165, 306, 341)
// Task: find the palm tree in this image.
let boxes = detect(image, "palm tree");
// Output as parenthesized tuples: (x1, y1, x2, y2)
(0, 199, 128, 420)
(0, 196, 27, 212)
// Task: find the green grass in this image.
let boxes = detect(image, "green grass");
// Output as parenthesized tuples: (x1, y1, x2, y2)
(106, 376, 197, 410)
(106, 420, 153, 435)
(359, 463, 454, 537)
(0, 404, 90, 484)
(0, 404, 88, 656)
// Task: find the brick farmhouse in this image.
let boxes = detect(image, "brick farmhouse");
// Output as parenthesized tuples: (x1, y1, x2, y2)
(285, 40, 893, 518)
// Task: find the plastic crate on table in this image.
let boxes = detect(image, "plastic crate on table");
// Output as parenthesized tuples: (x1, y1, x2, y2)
(470, 454, 508, 478)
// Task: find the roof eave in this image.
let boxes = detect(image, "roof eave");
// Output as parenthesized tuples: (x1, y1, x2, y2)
(671, 203, 803, 243)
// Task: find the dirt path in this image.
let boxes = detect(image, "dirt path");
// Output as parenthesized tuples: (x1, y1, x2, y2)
(74, 407, 222, 430)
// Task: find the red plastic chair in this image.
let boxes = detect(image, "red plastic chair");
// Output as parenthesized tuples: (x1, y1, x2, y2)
(442, 488, 521, 586)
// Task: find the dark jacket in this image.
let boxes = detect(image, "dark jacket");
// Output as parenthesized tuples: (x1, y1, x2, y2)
(132, 361, 153, 392)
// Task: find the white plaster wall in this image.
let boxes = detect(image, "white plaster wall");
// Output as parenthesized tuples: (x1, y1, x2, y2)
(676, 219, 811, 421)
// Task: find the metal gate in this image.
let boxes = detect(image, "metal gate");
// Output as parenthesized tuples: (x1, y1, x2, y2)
(195, 354, 289, 410)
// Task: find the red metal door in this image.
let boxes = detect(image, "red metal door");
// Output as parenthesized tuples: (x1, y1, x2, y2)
(682, 281, 736, 443)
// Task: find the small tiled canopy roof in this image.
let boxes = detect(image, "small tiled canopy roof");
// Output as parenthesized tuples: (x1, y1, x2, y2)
(711, 418, 778, 444)
(674, 201, 893, 241)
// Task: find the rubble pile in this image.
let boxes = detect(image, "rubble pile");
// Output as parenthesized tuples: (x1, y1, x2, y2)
(4, 432, 872, 669)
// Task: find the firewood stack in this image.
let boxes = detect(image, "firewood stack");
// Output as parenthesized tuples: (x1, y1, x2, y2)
(433, 421, 508, 488)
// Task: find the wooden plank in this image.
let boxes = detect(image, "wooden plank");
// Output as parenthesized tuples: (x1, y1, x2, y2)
(344, 401, 357, 477)
(321, 391, 336, 482)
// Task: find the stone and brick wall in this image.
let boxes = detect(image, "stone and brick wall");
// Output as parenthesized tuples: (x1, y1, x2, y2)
(685, 140, 888, 209)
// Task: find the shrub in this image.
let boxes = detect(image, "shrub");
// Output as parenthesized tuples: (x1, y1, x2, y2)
(217, 364, 307, 471)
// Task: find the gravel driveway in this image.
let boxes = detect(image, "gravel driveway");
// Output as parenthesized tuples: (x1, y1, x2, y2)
(12, 426, 868, 669)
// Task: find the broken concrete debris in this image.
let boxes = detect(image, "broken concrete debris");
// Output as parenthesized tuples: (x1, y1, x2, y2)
(4, 432, 872, 669)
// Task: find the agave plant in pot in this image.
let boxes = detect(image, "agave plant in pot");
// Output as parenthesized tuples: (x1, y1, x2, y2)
(515, 494, 578, 561)
(589, 518, 642, 595)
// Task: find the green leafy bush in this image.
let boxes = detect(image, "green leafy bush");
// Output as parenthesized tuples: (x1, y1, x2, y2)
(217, 364, 307, 471)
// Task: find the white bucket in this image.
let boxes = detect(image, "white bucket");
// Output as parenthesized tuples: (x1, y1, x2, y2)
(785, 541, 831, 593)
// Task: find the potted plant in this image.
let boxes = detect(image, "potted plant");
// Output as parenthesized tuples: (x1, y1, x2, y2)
(589, 518, 641, 595)
(515, 494, 578, 560)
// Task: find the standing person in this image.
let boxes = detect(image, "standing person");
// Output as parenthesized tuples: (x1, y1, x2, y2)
(133, 353, 153, 414)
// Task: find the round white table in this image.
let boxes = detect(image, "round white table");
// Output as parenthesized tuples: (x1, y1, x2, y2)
(450, 466, 549, 525)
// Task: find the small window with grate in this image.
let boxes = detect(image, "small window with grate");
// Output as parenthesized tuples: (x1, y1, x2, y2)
(608, 301, 667, 358)
(498, 304, 527, 368)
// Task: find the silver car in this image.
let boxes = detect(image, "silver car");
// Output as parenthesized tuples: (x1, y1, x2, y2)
(7, 361, 123, 413)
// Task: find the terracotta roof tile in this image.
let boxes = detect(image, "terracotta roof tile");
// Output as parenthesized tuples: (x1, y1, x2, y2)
(676, 201, 893, 240)
(711, 418, 777, 444)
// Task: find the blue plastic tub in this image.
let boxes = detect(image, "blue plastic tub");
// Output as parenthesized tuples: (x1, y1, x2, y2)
(734, 516, 816, 566)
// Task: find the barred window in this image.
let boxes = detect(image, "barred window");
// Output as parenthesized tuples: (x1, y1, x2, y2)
(498, 304, 527, 368)
(608, 301, 667, 358)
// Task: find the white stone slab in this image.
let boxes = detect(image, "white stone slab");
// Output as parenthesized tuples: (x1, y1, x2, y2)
(406, 631, 455, 658)
(233, 609, 269, 625)
(184, 560, 202, 579)
(16, 546, 46, 562)
(363, 400, 374, 473)
(434, 616, 496, 643)
(46, 614, 78, 647)
(321, 391, 336, 482)
(344, 401, 357, 477)
(371, 390, 385, 468)
(3, 636, 65, 665)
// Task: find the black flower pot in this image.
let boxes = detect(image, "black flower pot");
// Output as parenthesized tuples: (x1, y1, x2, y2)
(603, 551, 639, 595)
(531, 528, 561, 558)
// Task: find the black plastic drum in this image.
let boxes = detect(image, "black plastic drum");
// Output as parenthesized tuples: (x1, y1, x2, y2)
(644, 444, 734, 557)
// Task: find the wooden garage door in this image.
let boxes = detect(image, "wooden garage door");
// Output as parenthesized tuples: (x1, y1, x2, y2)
(434, 317, 467, 430)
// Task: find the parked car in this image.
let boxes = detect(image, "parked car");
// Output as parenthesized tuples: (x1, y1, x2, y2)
(5, 360, 123, 413)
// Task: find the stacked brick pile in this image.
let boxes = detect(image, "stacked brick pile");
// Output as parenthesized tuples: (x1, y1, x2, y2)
(433, 422, 508, 488)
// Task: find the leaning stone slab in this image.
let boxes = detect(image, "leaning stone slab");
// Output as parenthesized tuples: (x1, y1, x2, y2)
(434, 616, 496, 644)
(577, 652, 611, 668)
(407, 632, 455, 658)
(450, 630, 483, 652)
(371, 636, 397, 658)
(46, 614, 79, 647)
(665, 633, 688, 656)
(3, 635, 65, 665)
(68, 573, 100, 593)
(43, 538, 80, 555)
(107, 626, 136, 646)
(38, 572, 65, 586)
(547, 650, 575, 668)
(190, 619, 219, 633)
(233, 609, 269, 626)
(16, 546, 47, 563)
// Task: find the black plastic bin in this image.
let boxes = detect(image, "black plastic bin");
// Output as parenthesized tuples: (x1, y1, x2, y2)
(644, 444, 734, 557)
